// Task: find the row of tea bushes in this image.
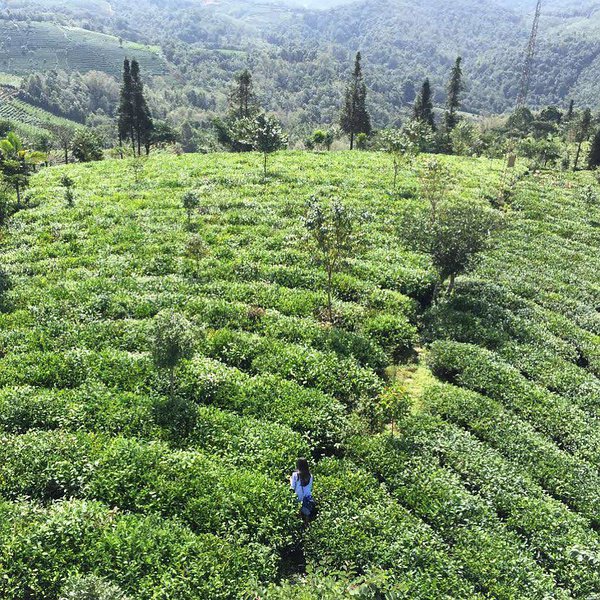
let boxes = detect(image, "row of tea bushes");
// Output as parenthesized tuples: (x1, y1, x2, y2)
(0, 384, 310, 476)
(0, 499, 274, 599)
(0, 430, 299, 551)
(424, 383, 600, 525)
(348, 436, 570, 599)
(428, 341, 600, 463)
(304, 459, 481, 599)
(385, 415, 600, 596)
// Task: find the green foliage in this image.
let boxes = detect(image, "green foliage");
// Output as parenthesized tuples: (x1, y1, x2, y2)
(60, 574, 130, 600)
(0, 150, 597, 599)
(588, 128, 600, 169)
(72, 128, 103, 163)
(304, 196, 368, 321)
(413, 79, 435, 131)
(151, 311, 194, 396)
(340, 52, 371, 150)
(253, 114, 287, 177)
(0, 131, 46, 204)
(182, 190, 200, 223)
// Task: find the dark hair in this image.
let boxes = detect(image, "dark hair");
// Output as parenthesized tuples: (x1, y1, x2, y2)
(296, 457, 311, 486)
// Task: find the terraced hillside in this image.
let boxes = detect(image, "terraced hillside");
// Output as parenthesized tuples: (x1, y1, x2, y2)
(0, 151, 598, 598)
(0, 85, 77, 138)
(0, 19, 167, 77)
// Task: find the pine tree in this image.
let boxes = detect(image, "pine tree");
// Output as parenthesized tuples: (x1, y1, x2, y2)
(444, 57, 463, 131)
(340, 52, 372, 150)
(117, 59, 135, 156)
(574, 108, 592, 170)
(130, 59, 154, 156)
(229, 70, 256, 119)
(566, 99, 575, 121)
(414, 79, 436, 131)
(587, 128, 600, 170)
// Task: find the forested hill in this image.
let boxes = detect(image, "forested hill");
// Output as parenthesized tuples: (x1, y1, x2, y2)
(2, 0, 600, 126)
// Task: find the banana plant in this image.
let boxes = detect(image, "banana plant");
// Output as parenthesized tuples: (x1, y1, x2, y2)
(0, 132, 46, 206)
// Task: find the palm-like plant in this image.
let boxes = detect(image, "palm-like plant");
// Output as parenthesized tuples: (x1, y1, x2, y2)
(0, 132, 46, 205)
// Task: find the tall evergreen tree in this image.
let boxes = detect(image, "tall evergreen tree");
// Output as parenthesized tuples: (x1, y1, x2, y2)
(565, 99, 575, 121)
(587, 128, 600, 170)
(130, 59, 154, 156)
(340, 52, 371, 150)
(229, 70, 256, 119)
(445, 57, 463, 131)
(117, 59, 136, 156)
(574, 108, 592, 170)
(414, 79, 436, 131)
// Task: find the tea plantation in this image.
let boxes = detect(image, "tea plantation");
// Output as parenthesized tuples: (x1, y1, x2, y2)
(0, 151, 598, 598)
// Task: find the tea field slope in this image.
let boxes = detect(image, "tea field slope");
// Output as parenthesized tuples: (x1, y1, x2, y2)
(0, 151, 598, 599)
(0, 19, 167, 77)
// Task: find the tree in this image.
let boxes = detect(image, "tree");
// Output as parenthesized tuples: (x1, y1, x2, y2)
(340, 52, 371, 150)
(445, 57, 463, 132)
(0, 132, 45, 206)
(588, 128, 600, 170)
(117, 58, 135, 156)
(152, 311, 194, 398)
(60, 174, 75, 207)
(565, 99, 575, 121)
(72, 128, 103, 162)
(379, 384, 411, 435)
(574, 108, 592, 170)
(130, 59, 154, 156)
(413, 79, 436, 131)
(253, 113, 287, 178)
(399, 164, 503, 300)
(380, 128, 418, 192)
(229, 69, 257, 120)
(49, 124, 76, 164)
(182, 190, 200, 225)
(304, 196, 368, 322)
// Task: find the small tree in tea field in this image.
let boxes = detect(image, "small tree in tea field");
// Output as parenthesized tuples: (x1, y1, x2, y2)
(182, 191, 200, 225)
(381, 128, 419, 193)
(0, 132, 45, 206)
(186, 233, 209, 276)
(253, 113, 287, 179)
(304, 196, 368, 322)
(152, 311, 194, 398)
(60, 174, 75, 207)
(380, 383, 411, 435)
(400, 198, 503, 300)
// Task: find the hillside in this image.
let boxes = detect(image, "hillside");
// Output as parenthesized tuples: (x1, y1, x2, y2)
(0, 19, 167, 78)
(0, 151, 598, 598)
(3, 0, 600, 129)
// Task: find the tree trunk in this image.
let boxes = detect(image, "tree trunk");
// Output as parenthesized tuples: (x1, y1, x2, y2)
(446, 273, 456, 295)
(263, 153, 267, 179)
(169, 367, 175, 399)
(574, 142, 582, 170)
(350, 131, 354, 150)
(327, 269, 333, 322)
(64, 145, 68, 165)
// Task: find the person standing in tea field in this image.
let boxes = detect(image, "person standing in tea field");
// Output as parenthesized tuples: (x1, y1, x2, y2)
(290, 458, 317, 523)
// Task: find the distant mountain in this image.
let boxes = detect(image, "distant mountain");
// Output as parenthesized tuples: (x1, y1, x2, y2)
(2, 0, 600, 129)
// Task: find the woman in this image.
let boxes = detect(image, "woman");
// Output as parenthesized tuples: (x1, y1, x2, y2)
(290, 458, 316, 522)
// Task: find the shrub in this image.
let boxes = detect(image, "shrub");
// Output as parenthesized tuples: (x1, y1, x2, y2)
(362, 313, 417, 362)
(60, 574, 129, 600)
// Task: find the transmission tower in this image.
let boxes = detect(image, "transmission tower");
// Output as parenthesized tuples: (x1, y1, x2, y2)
(516, 0, 543, 107)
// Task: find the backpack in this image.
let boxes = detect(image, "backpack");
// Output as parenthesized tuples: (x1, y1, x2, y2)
(295, 474, 317, 520)
(301, 495, 317, 519)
